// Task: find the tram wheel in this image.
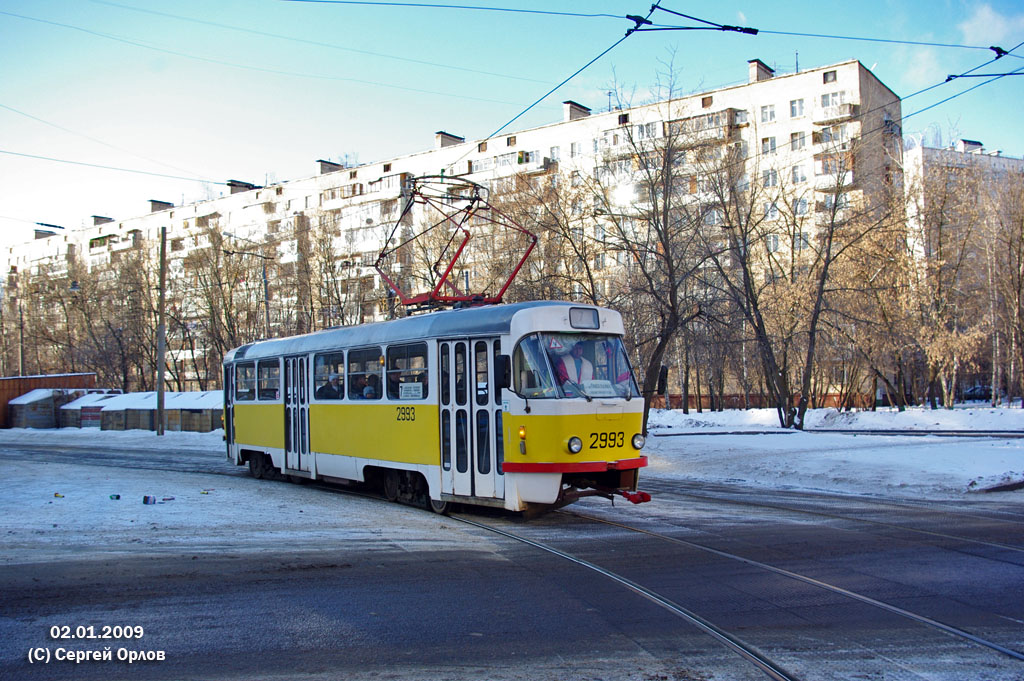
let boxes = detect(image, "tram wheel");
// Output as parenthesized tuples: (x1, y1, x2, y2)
(427, 498, 450, 515)
(383, 470, 400, 502)
(248, 455, 264, 479)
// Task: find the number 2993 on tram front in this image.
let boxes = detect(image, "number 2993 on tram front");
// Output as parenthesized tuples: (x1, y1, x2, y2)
(223, 301, 650, 514)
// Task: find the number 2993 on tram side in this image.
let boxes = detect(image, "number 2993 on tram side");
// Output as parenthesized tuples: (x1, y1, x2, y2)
(222, 301, 650, 514)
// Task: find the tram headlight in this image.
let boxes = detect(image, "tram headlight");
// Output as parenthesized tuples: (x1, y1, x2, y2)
(631, 433, 646, 450)
(567, 436, 583, 454)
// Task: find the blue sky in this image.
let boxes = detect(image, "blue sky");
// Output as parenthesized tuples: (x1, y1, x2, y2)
(1, 0, 1022, 247)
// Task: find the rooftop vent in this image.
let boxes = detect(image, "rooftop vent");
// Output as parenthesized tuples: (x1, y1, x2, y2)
(317, 159, 345, 175)
(226, 180, 259, 195)
(748, 58, 774, 83)
(563, 100, 591, 122)
(435, 131, 465, 148)
(956, 139, 984, 154)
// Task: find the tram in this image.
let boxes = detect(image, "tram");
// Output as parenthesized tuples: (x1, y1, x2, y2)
(223, 301, 649, 513)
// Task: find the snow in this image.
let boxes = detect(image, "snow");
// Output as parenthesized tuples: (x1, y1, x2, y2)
(0, 406, 1021, 564)
(59, 392, 119, 411)
(7, 388, 74, 405)
(646, 406, 1024, 498)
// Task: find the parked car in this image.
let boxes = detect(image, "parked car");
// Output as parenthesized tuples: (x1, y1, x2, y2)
(963, 385, 992, 400)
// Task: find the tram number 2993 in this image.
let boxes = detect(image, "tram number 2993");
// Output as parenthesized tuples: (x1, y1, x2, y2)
(589, 431, 624, 449)
(395, 406, 416, 422)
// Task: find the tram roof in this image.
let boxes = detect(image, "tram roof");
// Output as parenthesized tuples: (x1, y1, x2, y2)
(224, 300, 595, 362)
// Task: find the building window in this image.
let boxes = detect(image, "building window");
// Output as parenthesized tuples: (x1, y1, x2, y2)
(761, 137, 776, 155)
(478, 141, 487, 153)
(764, 202, 779, 219)
(702, 96, 713, 108)
(792, 198, 809, 215)
(790, 99, 804, 117)
(762, 169, 778, 187)
(766, 234, 780, 253)
(821, 91, 844, 108)
(549, 146, 560, 161)
(823, 70, 837, 83)
(795, 231, 810, 250)
(570, 142, 582, 158)
(703, 208, 722, 226)
(349, 170, 357, 179)
(790, 131, 806, 151)
(734, 110, 748, 124)
(618, 113, 629, 125)
(760, 105, 775, 123)
(383, 163, 391, 172)
(636, 121, 658, 139)
(506, 135, 516, 147)
(792, 165, 807, 183)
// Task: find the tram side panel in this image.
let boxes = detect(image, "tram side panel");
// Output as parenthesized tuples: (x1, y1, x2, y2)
(232, 402, 286, 467)
(309, 402, 441, 487)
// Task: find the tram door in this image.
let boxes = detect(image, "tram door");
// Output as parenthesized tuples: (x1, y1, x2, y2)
(283, 355, 310, 472)
(439, 339, 504, 499)
(223, 364, 234, 447)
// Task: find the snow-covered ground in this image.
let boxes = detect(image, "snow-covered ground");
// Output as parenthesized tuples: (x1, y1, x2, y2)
(0, 406, 1022, 565)
(646, 405, 1024, 499)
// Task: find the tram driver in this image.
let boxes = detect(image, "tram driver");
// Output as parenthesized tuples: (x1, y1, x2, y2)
(556, 341, 594, 396)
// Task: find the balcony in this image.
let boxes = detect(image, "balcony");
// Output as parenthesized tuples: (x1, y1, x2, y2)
(813, 102, 858, 125)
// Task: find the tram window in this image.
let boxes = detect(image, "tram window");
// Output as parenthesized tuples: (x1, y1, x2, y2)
(348, 347, 383, 400)
(235, 363, 256, 401)
(476, 410, 490, 474)
(455, 344, 467, 406)
(495, 410, 504, 475)
(257, 360, 280, 401)
(441, 411, 451, 471)
(455, 409, 468, 473)
(386, 342, 428, 400)
(440, 343, 451, 405)
(493, 341, 502, 405)
(512, 335, 556, 398)
(314, 352, 345, 400)
(475, 341, 489, 406)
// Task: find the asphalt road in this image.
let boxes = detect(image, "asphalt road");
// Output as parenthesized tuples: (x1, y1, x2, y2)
(1, 442, 1023, 680)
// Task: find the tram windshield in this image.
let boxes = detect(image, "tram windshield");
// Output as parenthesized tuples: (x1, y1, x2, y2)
(513, 332, 640, 400)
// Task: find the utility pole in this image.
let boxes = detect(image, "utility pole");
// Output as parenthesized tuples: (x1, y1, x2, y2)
(18, 299, 25, 377)
(156, 226, 167, 436)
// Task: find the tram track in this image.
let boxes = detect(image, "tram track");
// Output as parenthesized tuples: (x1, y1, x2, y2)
(447, 508, 1024, 679)
(640, 478, 1024, 554)
(450, 512, 801, 681)
(556, 509, 1024, 662)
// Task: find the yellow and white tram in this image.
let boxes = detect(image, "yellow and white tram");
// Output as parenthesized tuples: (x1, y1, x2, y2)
(223, 301, 649, 513)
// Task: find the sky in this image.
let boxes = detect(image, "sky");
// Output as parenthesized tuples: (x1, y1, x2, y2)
(1, 0, 1023, 249)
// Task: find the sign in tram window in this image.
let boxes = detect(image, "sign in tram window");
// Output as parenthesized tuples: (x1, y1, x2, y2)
(386, 342, 428, 400)
(348, 347, 383, 400)
(235, 363, 256, 401)
(257, 360, 280, 401)
(314, 352, 345, 400)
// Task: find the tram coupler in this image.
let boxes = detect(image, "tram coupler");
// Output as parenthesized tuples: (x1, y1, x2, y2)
(617, 489, 651, 504)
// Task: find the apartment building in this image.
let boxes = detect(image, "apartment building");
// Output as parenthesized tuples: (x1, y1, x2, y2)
(0, 57, 904, 388)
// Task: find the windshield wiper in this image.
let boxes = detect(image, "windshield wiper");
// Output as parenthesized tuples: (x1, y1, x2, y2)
(563, 379, 592, 402)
